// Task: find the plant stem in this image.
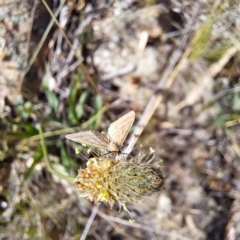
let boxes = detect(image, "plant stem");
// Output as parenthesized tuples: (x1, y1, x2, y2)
(39, 124, 74, 183)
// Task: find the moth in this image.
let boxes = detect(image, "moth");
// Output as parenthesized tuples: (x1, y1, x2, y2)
(65, 111, 135, 154)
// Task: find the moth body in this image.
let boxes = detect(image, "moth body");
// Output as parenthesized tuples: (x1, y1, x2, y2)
(65, 111, 135, 153)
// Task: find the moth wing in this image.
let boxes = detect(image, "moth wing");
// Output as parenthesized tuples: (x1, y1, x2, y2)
(108, 111, 135, 146)
(65, 130, 109, 150)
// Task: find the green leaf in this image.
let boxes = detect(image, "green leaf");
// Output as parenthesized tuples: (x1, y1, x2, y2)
(90, 94, 103, 129)
(233, 91, 240, 112)
(45, 90, 59, 114)
(14, 96, 33, 119)
(68, 75, 82, 125)
(75, 91, 89, 119)
(190, 19, 213, 61)
(24, 124, 38, 134)
(6, 131, 37, 140)
(15, 95, 24, 105)
(205, 44, 231, 62)
(94, 94, 103, 111)
(52, 162, 69, 176)
(57, 140, 71, 170)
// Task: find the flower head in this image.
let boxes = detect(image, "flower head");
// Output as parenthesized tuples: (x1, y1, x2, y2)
(74, 152, 164, 208)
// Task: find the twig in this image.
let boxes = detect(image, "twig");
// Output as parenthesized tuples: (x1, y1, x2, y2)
(97, 210, 191, 240)
(225, 130, 240, 158)
(56, 59, 81, 80)
(174, 42, 240, 112)
(23, 0, 66, 78)
(41, 0, 99, 94)
(57, 4, 94, 82)
(80, 203, 100, 240)
(208, 43, 240, 77)
(123, 29, 190, 154)
(101, 64, 136, 81)
(105, 220, 136, 240)
(19, 0, 38, 84)
(2, 162, 21, 222)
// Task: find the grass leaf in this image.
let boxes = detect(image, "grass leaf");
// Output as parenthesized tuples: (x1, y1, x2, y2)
(75, 90, 89, 119)
(45, 90, 59, 114)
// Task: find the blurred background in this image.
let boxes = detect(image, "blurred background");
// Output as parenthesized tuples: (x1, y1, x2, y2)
(0, 0, 240, 239)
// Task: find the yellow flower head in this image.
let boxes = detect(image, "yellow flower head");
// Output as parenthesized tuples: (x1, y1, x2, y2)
(74, 153, 164, 207)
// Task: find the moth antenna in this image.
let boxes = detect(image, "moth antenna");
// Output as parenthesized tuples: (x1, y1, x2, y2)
(81, 153, 89, 161)
(99, 151, 114, 158)
(91, 149, 100, 158)
(75, 147, 97, 161)
(77, 151, 89, 161)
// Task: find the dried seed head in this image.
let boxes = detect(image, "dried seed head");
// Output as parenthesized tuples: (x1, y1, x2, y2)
(74, 153, 164, 207)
